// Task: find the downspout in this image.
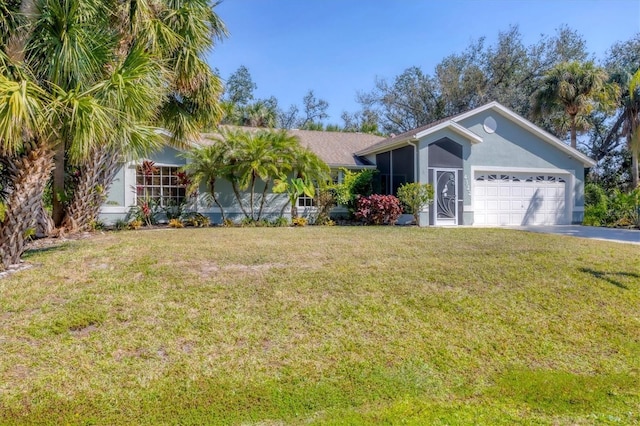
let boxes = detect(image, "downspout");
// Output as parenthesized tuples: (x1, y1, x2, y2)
(408, 140, 418, 183)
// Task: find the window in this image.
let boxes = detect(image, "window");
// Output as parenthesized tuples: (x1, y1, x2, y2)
(297, 194, 315, 207)
(136, 165, 186, 207)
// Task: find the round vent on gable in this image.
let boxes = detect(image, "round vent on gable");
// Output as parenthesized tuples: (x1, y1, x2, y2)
(483, 116, 497, 134)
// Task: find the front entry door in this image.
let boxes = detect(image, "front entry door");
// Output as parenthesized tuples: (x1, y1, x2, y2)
(435, 169, 458, 226)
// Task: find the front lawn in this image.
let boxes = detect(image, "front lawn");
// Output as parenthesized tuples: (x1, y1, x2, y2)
(0, 227, 638, 424)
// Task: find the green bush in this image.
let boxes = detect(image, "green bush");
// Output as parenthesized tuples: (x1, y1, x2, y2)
(333, 168, 376, 214)
(396, 182, 434, 226)
(583, 184, 639, 228)
(583, 183, 608, 226)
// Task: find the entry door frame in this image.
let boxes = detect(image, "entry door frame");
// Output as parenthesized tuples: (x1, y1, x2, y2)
(433, 168, 459, 226)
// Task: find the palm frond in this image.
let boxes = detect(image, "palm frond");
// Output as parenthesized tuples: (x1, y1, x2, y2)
(0, 75, 49, 155)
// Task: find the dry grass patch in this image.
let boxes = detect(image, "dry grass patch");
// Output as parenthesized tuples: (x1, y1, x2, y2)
(0, 227, 638, 424)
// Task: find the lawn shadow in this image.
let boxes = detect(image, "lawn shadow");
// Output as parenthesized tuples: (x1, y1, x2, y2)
(578, 267, 638, 290)
(23, 242, 71, 257)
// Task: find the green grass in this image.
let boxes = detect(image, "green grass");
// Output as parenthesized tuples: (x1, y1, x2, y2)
(0, 227, 638, 425)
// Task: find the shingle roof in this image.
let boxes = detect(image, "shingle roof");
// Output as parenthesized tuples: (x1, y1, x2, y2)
(354, 113, 464, 155)
(198, 127, 384, 168)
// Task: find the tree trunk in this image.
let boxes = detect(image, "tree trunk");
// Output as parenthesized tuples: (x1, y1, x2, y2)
(209, 180, 225, 223)
(35, 198, 54, 238)
(0, 143, 55, 269)
(249, 175, 256, 221)
(257, 179, 270, 221)
(230, 180, 249, 218)
(62, 146, 120, 232)
(570, 114, 577, 149)
(51, 146, 66, 227)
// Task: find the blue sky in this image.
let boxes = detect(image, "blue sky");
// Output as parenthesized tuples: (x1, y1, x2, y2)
(207, 0, 640, 124)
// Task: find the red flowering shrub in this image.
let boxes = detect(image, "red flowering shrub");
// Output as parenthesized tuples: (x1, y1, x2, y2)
(355, 195, 403, 225)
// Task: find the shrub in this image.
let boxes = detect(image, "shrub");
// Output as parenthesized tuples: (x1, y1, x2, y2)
(88, 220, 105, 231)
(240, 217, 256, 227)
(396, 182, 434, 226)
(271, 217, 289, 227)
(583, 183, 639, 228)
(292, 217, 307, 227)
(314, 189, 337, 225)
(222, 218, 235, 227)
(168, 218, 184, 228)
(129, 219, 143, 230)
(355, 195, 403, 225)
(583, 183, 608, 226)
(607, 188, 639, 227)
(333, 168, 376, 213)
(113, 219, 129, 231)
(184, 213, 210, 227)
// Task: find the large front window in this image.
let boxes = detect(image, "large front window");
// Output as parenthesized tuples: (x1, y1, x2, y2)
(136, 165, 186, 207)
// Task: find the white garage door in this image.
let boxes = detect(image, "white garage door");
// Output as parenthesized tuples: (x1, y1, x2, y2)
(473, 173, 569, 226)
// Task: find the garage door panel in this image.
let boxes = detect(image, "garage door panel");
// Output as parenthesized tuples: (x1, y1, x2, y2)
(474, 172, 569, 226)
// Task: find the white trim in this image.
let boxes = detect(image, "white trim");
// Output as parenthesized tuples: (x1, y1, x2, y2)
(471, 165, 575, 175)
(100, 206, 128, 214)
(433, 168, 459, 226)
(329, 163, 377, 169)
(415, 120, 483, 145)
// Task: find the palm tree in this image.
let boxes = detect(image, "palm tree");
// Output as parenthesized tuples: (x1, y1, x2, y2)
(606, 68, 640, 188)
(274, 145, 330, 219)
(0, 0, 226, 268)
(533, 61, 612, 149)
(60, 0, 227, 231)
(182, 143, 228, 223)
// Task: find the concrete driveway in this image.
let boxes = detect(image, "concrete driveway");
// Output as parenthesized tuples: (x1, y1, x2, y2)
(511, 225, 640, 245)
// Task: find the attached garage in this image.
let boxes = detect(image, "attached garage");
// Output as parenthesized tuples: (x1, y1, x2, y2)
(355, 102, 596, 226)
(473, 172, 570, 226)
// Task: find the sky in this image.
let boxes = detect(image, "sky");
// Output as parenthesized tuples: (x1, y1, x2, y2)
(207, 0, 640, 124)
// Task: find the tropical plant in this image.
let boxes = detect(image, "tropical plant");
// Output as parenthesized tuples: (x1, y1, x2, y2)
(273, 177, 315, 219)
(0, 0, 226, 269)
(219, 127, 328, 221)
(533, 61, 614, 148)
(314, 189, 337, 225)
(183, 143, 228, 223)
(291, 216, 307, 227)
(333, 168, 376, 214)
(355, 195, 403, 225)
(397, 182, 434, 226)
(168, 218, 184, 228)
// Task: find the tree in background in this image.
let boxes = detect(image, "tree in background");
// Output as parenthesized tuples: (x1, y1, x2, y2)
(277, 90, 330, 130)
(533, 61, 614, 149)
(224, 65, 256, 106)
(356, 25, 588, 135)
(220, 66, 277, 128)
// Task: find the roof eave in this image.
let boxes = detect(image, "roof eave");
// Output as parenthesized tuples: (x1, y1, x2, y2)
(355, 137, 419, 156)
(414, 120, 483, 144)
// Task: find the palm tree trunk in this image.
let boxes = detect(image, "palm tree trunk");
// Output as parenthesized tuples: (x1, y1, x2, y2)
(209, 180, 225, 223)
(257, 179, 270, 221)
(51, 146, 66, 227)
(249, 175, 256, 221)
(0, 143, 55, 269)
(35, 198, 54, 238)
(570, 114, 577, 149)
(62, 146, 120, 232)
(230, 180, 250, 218)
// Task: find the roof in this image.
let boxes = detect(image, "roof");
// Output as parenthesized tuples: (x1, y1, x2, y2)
(355, 101, 596, 167)
(198, 127, 384, 168)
